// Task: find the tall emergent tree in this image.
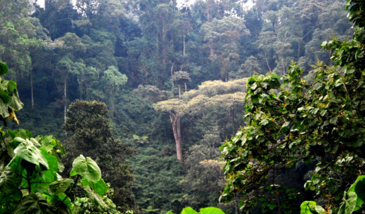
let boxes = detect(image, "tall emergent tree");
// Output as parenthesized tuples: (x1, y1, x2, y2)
(221, 1, 365, 213)
(154, 78, 247, 164)
(63, 100, 136, 211)
(172, 71, 191, 98)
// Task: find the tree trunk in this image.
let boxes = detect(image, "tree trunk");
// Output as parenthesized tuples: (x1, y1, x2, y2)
(264, 51, 272, 71)
(170, 113, 183, 164)
(178, 84, 181, 99)
(297, 40, 301, 60)
(30, 70, 34, 109)
(156, 32, 159, 57)
(209, 39, 214, 59)
(231, 109, 236, 135)
(184, 82, 187, 92)
(64, 77, 67, 123)
(171, 64, 174, 93)
(162, 20, 166, 65)
(183, 34, 186, 57)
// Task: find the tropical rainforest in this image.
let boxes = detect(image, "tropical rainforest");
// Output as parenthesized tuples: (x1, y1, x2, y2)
(0, 0, 365, 213)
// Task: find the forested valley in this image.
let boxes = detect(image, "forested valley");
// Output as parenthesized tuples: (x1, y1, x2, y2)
(1, 0, 365, 213)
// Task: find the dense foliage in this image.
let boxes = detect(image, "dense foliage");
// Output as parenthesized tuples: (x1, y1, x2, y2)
(63, 100, 136, 211)
(0, 61, 123, 214)
(0, 0, 359, 212)
(221, 0, 365, 213)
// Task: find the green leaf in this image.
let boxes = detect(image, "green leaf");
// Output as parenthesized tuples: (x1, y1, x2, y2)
(300, 201, 316, 214)
(39, 136, 56, 152)
(50, 179, 74, 194)
(0, 165, 22, 194)
(320, 41, 328, 48)
(315, 206, 326, 214)
(347, 175, 365, 211)
(200, 207, 225, 214)
(0, 62, 8, 76)
(57, 192, 72, 211)
(338, 192, 357, 214)
(7, 80, 17, 93)
(31, 170, 57, 194)
(260, 119, 269, 126)
(8, 129, 33, 140)
(84, 186, 108, 210)
(0, 98, 9, 118)
(0, 91, 10, 103)
(13, 137, 48, 169)
(70, 155, 101, 183)
(14, 193, 54, 214)
(93, 178, 108, 196)
(81, 177, 108, 196)
(181, 207, 198, 214)
(8, 91, 23, 111)
(40, 149, 58, 173)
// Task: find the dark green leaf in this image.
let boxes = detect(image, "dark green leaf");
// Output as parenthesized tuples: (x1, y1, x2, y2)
(348, 175, 365, 211)
(70, 155, 101, 183)
(14, 193, 54, 214)
(338, 192, 357, 214)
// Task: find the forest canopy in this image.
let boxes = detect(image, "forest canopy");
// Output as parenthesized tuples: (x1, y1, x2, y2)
(0, 0, 361, 213)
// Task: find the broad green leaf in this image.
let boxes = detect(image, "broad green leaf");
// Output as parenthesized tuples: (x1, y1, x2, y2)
(0, 91, 10, 103)
(338, 192, 357, 214)
(93, 178, 108, 196)
(0, 189, 22, 212)
(14, 193, 54, 214)
(0, 165, 22, 194)
(0, 62, 8, 76)
(40, 149, 58, 173)
(40, 136, 56, 152)
(300, 201, 316, 214)
(269, 77, 281, 89)
(8, 91, 23, 111)
(347, 175, 365, 211)
(7, 80, 17, 93)
(8, 129, 33, 141)
(30, 170, 57, 194)
(70, 155, 101, 183)
(181, 207, 198, 214)
(84, 186, 108, 210)
(0, 98, 9, 118)
(7, 156, 24, 175)
(200, 207, 225, 214)
(58, 192, 73, 211)
(81, 177, 108, 196)
(29, 138, 40, 147)
(315, 206, 326, 214)
(13, 137, 48, 169)
(50, 178, 74, 194)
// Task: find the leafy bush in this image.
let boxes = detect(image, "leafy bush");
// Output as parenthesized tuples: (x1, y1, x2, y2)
(0, 61, 121, 213)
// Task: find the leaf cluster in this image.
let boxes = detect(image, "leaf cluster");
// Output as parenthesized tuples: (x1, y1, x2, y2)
(221, 2, 365, 213)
